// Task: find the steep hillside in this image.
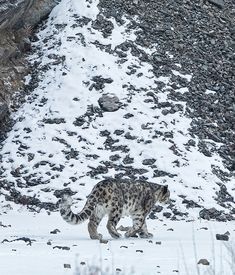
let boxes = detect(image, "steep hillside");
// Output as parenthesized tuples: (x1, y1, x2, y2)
(0, 0, 234, 220)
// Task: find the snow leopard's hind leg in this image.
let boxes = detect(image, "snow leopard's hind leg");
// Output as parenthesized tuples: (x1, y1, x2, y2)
(88, 212, 104, 240)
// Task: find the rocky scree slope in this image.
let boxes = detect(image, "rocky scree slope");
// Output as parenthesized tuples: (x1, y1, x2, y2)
(0, 0, 60, 137)
(0, 0, 234, 222)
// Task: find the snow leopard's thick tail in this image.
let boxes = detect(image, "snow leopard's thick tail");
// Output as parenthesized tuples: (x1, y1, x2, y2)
(59, 195, 94, 225)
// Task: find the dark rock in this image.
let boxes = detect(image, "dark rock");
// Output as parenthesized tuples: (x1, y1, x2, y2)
(53, 188, 76, 198)
(98, 94, 121, 112)
(182, 199, 201, 209)
(90, 75, 113, 91)
(198, 259, 210, 265)
(207, 0, 225, 9)
(198, 207, 234, 221)
(163, 212, 171, 218)
(2, 237, 36, 246)
(53, 246, 70, 250)
(99, 130, 110, 137)
(123, 155, 134, 164)
(43, 118, 65, 124)
(113, 129, 124, 136)
(63, 149, 79, 160)
(109, 154, 121, 161)
(199, 207, 222, 220)
(0, 0, 60, 134)
(50, 229, 60, 234)
(0, 222, 11, 228)
(0, 101, 9, 121)
(92, 15, 114, 38)
(215, 184, 234, 204)
(87, 165, 108, 178)
(142, 158, 156, 166)
(73, 117, 86, 127)
(216, 234, 229, 241)
(149, 205, 163, 219)
(153, 170, 177, 178)
(198, 141, 212, 157)
(4, 188, 57, 211)
(123, 113, 134, 119)
(186, 139, 196, 147)
(124, 132, 137, 140)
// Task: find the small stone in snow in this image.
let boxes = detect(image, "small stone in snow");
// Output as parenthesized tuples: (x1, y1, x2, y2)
(80, 262, 86, 265)
(100, 239, 109, 244)
(50, 229, 60, 234)
(116, 268, 122, 272)
(53, 246, 70, 250)
(0, 222, 11, 228)
(47, 241, 52, 245)
(64, 264, 71, 269)
(136, 249, 143, 253)
(155, 241, 162, 245)
(216, 234, 229, 241)
(167, 228, 174, 231)
(198, 259, 210, 265)
(120, 245, 128, 249)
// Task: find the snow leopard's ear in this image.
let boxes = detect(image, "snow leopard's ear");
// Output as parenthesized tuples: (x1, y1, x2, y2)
(162, 185, 168, 195)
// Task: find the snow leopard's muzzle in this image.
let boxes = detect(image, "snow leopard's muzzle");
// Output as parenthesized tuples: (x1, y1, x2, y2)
(158, 185, 170, 204)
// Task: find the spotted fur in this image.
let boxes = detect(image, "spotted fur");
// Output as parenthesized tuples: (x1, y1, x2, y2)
(59, 178, 170, 240)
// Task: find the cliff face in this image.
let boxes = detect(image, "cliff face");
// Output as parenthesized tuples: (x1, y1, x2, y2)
(0, 0, 59, 126)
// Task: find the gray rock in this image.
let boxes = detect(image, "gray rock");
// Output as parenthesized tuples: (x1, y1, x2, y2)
(207, 0, 225, 9)
(0, 101, 8, 121)
(0, 0, 60, 30)
(198, 259, 210, 265)
(142, 158, 156, 166)
(163, 212, 171, 218)
(98, 94, 121, 112)
(0, 0, 60, 137)
(123, 155, 134, 164)
(216, 234, 229, 241)
(199, 207, 222, 220)
(50, 228, 60, 234)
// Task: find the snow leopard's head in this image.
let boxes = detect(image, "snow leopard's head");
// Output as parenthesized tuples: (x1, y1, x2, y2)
(156, 185, 170, 204)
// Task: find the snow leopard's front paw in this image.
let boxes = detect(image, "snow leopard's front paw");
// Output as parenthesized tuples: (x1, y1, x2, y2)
(90, 233, 103, 240)
(125, 231, 138, 238)
(109, 231, 122, 239)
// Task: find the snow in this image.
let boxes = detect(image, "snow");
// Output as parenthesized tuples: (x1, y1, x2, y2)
(0, 212, 234, 275)
(0, 0, 235, 274)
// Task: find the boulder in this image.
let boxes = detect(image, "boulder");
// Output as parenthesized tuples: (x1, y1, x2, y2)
(98, 94, 121, 112)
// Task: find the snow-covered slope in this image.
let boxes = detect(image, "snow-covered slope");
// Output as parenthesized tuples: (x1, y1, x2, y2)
(0, 0, 235, 274)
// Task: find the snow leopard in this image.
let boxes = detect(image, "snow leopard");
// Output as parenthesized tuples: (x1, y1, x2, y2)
(59, 178, 170, 240)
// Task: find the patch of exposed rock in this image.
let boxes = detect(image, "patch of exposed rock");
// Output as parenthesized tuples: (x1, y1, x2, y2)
(0, 0, 60, 140)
